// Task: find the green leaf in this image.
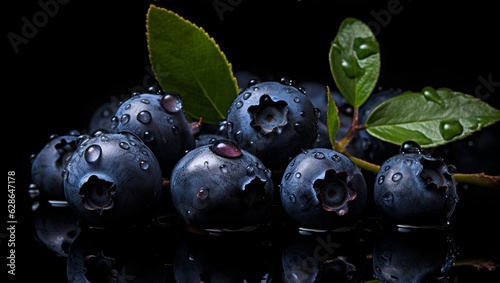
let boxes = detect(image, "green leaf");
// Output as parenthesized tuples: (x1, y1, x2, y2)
(365, 87, 500, 147)
(329, 17, 380, 108)
(326, 86, 340, 147)
(146, 5, 238, 123)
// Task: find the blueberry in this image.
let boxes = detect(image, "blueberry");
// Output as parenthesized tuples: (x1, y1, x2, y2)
(226, 79, 319, 170)
(63, 131, 163, 228)
(279, 148, 367, 231)
(170, 139, 274, 230)
(30, 130, 81, 205)
(110, 91, 196, 177)
(88, 96, 121, 133)
(373, 141, 459, 227)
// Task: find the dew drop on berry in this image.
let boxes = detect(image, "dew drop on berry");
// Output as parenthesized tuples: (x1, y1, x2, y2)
(285, 172, 291, 180)
(210, 139, 242, 158)
(197, 188, 209, 200)
(378, 175, 384, 184)
(219, 165, 228, 173)
(289, 194, 296, 203)
(243, 92, 252, 100)
(172, 126, 179, 135)
(295, 172, 302, 179)
(125, 104, 132, 110)
(120, 114, 130, 124)
(84, 145, 102, 163)
(294, 122, 305, 133)
(400, 140, 422, 154)
(246, 164, 255, 176)
(331, 154, 341, 162)
(264, 168, 272, 178)
(161, 94, 182, 113)
(137, 111, 152, 124)
(294, 97, 300, 103)
(384, 166, 390, 171)
(391, 172, 402, 182)
(314, 152, 326, 159)
(235, 101, 243, 109)
(140, 160, 150, 170)
(143, 131, 155, 142)
(446, 164, 457, 174)
(110, 117, 119, 129)
(140, 98, 151, 104)
(119, 142, 130, 150)
(314, 108, 321, 119)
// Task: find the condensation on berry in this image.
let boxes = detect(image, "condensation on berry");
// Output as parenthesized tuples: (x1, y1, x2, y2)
(143, 131, 155, 142)
(314, 152, 326, 159)
(120, 114, 130, 124)
(137, 110, 152, 124)
(243, 92, 252, 100)
(84, 145, 102, 163)
(210, 139, 243, 158)
(235, 101, 243, 109)
(139, 160, 150, 170)
(119, 142, 130, 150)
(400, 140, 422, 154)
(331, 154, 341, 162)
(391, 172, 402, 182)
(293, 122, 305, 133)
(378, 175, 384, 184)
(219, 165, 228, 173)
(161, 94, 182, 113)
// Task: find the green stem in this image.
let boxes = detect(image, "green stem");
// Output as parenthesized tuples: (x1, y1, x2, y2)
(454, 173, 500, 189)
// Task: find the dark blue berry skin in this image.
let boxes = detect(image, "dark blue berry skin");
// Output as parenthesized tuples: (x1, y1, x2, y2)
(88, 97, 121, 133)
(170, 139, 274, 230)
(63, 131, 163, 228)
(226, 80, 319, 170)
(110, 92, 196, 177)
(30, 130, 81, 203)
(373, 142, 458, 227)
(279, 148, 367, 230)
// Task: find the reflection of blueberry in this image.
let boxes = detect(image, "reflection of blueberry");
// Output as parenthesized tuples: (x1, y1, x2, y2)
(279, 148, 367, 231)
(373, 141, 459, 227)
(170, 139, 274, 230)
(372, 229, 456, 282)
(63, 131, 163, 228)
(226, 79, 319, 170)
(30, 130, 81, 204)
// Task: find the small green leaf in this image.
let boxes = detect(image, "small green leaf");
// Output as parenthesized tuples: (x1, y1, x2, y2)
(365, 87, 500, 147)
(326, 86, 340, 147)
(146, 5, 238, 123)
(329, 17, 380, 108)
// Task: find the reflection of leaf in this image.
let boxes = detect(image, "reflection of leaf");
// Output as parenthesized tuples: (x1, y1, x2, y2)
(329, 17, 380, 108)
(366, 87, 500, 147)
(146, 5, 238, 123)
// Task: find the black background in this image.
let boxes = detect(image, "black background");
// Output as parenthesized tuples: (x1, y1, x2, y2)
(5, 0, 500, 282)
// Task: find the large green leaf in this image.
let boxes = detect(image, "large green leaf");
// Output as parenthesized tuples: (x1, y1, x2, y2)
(326, 86, 340, 147)
(365, 87, 500, 147)
(146, 5, 238, 123)
(329, 17, 380, 108)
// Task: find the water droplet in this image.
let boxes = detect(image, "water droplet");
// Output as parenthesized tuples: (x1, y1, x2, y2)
(120, 114, 130, 124)
(400, 140, 422, 154)
(314, 152, 325, 159)
(341, 57, 365, 79)
(299, 111, 306, 117)
(378, 175, 384, 184)
(280, 77, 292, 85)
(331, 154, 341, 162)
(141, 98, 151, 104)
(243, 92, 252, 100)
(391, 172, 402, 182)
(384, 166, 390, 171)
(197, 187, 209, 200)
(294, 97, 300, 103)
(439, 120, 463, 140)
(294, 122, 305, 133)
(289, 194, 296, 203)
(172, 126, 180, 135)
(167, 116, 174, 124)
(211, 139, 242, 158)
(119, 142, 130, 150)
(421, 86, 444, 107)
(246, 164, 255, 176)
(204, 161, 209, 168)
(219, 165, 228, 173)
(140, 160, 149, 170)
(314, 108, 321, 118)
(110, 116, 118, 128)
(84, 145, 102, 163)
(354, 36, 380, 59)
(143, 131, 154, 142)
(264, 168, 272, 178)
(137, 110, 152, 124)
(446, 164, 457, 174)
(124, 103, 131, 110)
(285, 172, 291, 180)
(295, 172, 301, 179)
(161, 93, 182, 113)
(235, 101, 243, 109)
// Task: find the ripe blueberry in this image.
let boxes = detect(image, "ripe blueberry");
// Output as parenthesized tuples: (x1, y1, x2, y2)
(63, 131, 163, 228)
(279, 148, 367, 231)
(373, 141, 459, 227)
(226, 79, 319, 170)
(170, 139, 274, 230)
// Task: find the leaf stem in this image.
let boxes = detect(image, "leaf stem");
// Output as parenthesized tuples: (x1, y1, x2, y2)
(454, 173, 500, 189)
(337, 107, 359, 150)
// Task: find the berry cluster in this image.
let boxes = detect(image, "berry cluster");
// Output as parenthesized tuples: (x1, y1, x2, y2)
(30, 73, 459, 232)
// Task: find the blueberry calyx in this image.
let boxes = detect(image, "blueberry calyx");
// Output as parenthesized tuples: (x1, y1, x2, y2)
(248, 94, 289, 134)
(313, 169, 357, 216)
